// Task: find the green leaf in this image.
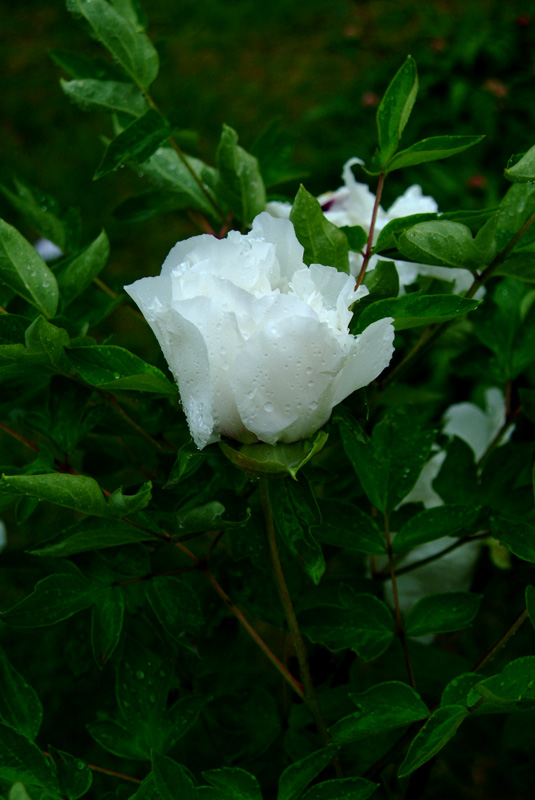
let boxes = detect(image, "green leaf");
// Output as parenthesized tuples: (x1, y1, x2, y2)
(152, 753, 197, 800)
(67, 0, 159, 90)
(176, 500, 250, 534)
(147, 576, 203, 641)
(392, 505, 481, 552)
(0, 647, 43, 740)
(268, 475, 325, 584)
(0, 220, 59, 317)
(299, 587, 395, 661)
(374, 213, 438, 253)
(398, 705, 468, 777)
(329, 681, 428, 744)
(94, 109, 171, 179)
(440, 673, 481, 708)
(354, 294, 479, 333)
(0, 572, 103, 627)
(385, 135, 484, 173)
(48, 747, 92, 800)
(0, 314, 28, 345)
(0, 472, 152, 519)
(8, 783, 34, 800)
(220, 431, 328, 479)
(405, 592, 482, 637)
(340, 225, 368, 253)
(91, 588, 125, 667)
(141, 146, 216, 218)
(159, 695, 207, 752)
(504, 144, 535, 183)
(494, 252, 535, 283)
(60, 78, 149, 116)
(277, 747, 338, 800)
(56, 230, 110, 307)
(86, 717, 148, 760)
(289, 185, 350, 273)
(301, 778, 378, 800)
(315, 499, 386, 555)
(433, 437, 480, 506)
(165, 441, 205, 488)
(397, 220, 494, 269)
(214, 125, 266, 226)
(0, 317, 72, 383)
(50, 48, 129, 81)
(376, 56, 418, 166)
(0, 722, 59, 789)
(490, 513, 535, 562)
(363, 259, 399, 299)
(336, 406, 436, 513)
(66, 343, 177, 395)
(466, 657, 535, 712)
(200, 767, 263, 800)
(29, 518, 153, 557)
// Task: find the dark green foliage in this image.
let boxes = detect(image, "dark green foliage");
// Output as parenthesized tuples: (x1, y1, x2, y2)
(0, 4, 535, 798)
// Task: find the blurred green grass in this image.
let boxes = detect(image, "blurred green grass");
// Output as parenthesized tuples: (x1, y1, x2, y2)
(1, 0, 535, 285)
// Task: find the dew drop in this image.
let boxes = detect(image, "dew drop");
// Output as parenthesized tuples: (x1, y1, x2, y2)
(264, 402, 273, 413)
(135, 670, 145, 680)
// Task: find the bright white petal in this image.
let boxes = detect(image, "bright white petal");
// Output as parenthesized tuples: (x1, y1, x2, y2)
(331, 317, 395, 406)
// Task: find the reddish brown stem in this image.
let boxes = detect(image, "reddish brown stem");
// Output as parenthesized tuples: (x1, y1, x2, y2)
(384, 512, 415, 688)
(355, 171, 385, 289)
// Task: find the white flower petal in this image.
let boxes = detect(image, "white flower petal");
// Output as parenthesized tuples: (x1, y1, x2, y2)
(331, 317, 395, 406)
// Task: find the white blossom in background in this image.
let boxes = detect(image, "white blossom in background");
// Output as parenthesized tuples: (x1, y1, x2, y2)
(125, 212, 395, 449)
(34, 237, 63, 262)
(387, 388, 511, 614)
(267, 157, 475, 294)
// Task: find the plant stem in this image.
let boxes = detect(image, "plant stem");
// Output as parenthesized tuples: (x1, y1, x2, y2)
(373, 533, 490, 580)
(173, 536, 305, 699)
(259, 478, 332, 748)
(43, 751, 141, 784)
(0, 421, 40, 452)
(472, 608, 529, 673)
(105, 392, 175, 453)
(384, 512, 415, 688)
(356, 171, 386, 289)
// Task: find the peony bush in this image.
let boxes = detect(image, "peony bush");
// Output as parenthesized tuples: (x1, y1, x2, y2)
(0, 5, 535, 800)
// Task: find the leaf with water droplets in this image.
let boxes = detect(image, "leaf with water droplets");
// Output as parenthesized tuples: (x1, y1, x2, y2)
(398, 705, 468, 778)
(199, 766, 263, 800)
(0, 722, 59, 790)
(67, 0, 159, 90)
(0, 572, 104, 628)
(277, 746, 339, 800)
(354, 294, 480, 334)
(392, 505, 481, 552)
(290, 185, 350, 273)
(66, 343, 177, 395)
(47, 746, 92, 800)
(0, 219, 59, 317)
(213, 124, 266, 226)
(299, 588, 395, 661)
(405, 592, 482, 637)
(268, 473, 325, 584)
(153, 753, 197, 800)
(301, 777, 379, 800)
(376, 56, 418, 166)
(330, 681, 428, 744)
(466, 656, 535, 710)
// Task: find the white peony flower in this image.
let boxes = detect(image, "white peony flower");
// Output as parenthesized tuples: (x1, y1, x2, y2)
(267, 158, 475, 294)
(386, 388, 511, 616)
(125, 212, 395, 450)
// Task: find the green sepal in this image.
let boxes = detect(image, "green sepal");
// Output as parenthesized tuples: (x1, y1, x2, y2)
(219, 430, 328, 479)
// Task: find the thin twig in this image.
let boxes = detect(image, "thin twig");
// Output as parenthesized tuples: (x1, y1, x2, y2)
(356, 171, 385, 289)
(259, 479, 334, 749)
(472, 608, 529, 673)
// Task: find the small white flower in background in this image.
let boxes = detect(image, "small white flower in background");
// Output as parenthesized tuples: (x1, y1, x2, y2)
(34, 237, 63, 262)
(267, 157, 474, 294)
(125, 212, 395, 450)
(386, 388, 511, 614)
